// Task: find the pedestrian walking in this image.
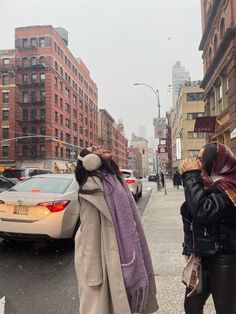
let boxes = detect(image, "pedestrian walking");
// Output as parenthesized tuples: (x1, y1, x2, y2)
(74, 145, 158, 314)
(180, 143, 236, 314)
(173, 170, 181, 189)
(160, 172, 165, 188)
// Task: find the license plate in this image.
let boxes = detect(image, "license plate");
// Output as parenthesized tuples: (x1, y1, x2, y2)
(13, 206, 29, 215)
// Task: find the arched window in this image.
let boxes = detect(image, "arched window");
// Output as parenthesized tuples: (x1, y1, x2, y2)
(220, 18, 225, 39)
(31, 56, 37, 66)
(213, 34, 218, 53)
(209, 47, 212, 64)
(39, 56, 45, 65)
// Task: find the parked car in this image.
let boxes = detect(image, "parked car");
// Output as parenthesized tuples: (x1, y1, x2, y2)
(0, 174, 80, 240)
(148, 174, 157, 182)
(120, 169, 142, 201)
(2, 168, 52, 181)
(0, 176, 18, 193)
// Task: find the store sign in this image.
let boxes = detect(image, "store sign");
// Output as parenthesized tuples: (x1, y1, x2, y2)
(176, 138, 181, 160)
(194, 116, 216, 133)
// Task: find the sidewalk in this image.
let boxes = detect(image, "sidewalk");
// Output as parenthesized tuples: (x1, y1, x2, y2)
(142, 180, 214, 314)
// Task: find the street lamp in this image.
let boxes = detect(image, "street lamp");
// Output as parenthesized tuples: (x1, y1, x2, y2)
(133, 82, 161, 190)
(133, 82, 160, 118)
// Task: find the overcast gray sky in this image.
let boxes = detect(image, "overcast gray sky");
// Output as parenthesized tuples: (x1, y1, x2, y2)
(1, 0, 203, 142)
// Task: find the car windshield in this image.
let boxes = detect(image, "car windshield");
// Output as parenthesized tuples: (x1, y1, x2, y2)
(2, 169, 25, 178)
(121, 171, 132, 178)
(9, 177, 73, 194)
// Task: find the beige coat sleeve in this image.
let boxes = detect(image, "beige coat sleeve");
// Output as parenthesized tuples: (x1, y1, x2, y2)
(80, 198, 103, 286)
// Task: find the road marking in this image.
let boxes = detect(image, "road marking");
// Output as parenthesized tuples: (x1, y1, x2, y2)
(0, 296, 5, 314)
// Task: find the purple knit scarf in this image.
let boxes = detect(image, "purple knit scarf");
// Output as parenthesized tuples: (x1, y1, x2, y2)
(102, 174, 156, 313)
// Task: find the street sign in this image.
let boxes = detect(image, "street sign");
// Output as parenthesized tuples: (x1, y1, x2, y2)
(154, 118, 167, 139)
(158, 145, 167, 154)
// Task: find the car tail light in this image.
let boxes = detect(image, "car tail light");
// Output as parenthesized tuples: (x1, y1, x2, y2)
(126, 179, 135, 184)
(0, 200, 5, 204)
(37, 200, 70, 213)
(18, 177, 27, 181)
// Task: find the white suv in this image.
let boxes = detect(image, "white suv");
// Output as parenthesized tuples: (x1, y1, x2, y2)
(121, 169, 142, 201)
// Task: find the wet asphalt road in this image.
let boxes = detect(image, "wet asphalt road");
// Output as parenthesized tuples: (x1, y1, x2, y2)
(0, 180, 155, 314)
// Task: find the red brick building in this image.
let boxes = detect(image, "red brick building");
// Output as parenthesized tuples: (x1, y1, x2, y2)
(0, 49, 17, 171)
(0, 25, 99, 172)
(98, 109, 128, 168)
(200, 0, 236, 152)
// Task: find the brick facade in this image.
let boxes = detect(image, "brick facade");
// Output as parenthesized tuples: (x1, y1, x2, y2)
(200, 0, 236, 152)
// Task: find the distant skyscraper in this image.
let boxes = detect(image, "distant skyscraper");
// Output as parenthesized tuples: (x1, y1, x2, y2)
(172, 61, 190, 106)
(138, 125, 147, 138)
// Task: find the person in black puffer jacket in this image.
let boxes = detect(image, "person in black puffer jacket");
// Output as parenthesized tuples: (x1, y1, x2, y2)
(180, 142, 236, 314)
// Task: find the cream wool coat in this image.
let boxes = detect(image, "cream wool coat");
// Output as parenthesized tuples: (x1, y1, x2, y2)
(74, 176, 158, 314)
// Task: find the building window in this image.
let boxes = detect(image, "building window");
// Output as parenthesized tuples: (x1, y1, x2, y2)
(40, 145, 45, 157)
(74, 137, 78, 145)
(55, 94, 58, 105)
(31, 38, 37, 47)
(2, 75, 9, 85)
(186, 92, 204, 101)
(31, 109, 37, 120)
(23, 74, 29, 83)
(65, 88, 70, 99)
(40, 91, 45, 101)
(31, 57, 37, 66)
(55, 128, 58, 138)
(2, 128, 9, 139)
(66, 133, 71, 143)
(3, 58, 9, 65)
(188, 150, 199, 158)
(31, 74, 37, 83)
(2, 146, 9, 157)
(73, 95, 77, 105)
(60, 114, 63, 125)
(65, 103, 70, 113)
(220, 19, 225, 40)
(31, 127, 37, 135)
(188, 131, 205, 139)
(22, 39, 28, 48)
(39, 37, 45, 47)
(23, 92, 29, 103)
(22, 57, 28, 68)
(60, 131, 63, 140)
(55, 111, 58, 122)
(187, 112, 204, 120)
(60, 97, 63, 110)
(2, 92, 9, 103)
(55, 146, 59, 157)
(22, 109, 28, 120)
(40, 73, 45, 82)
(2, 110, 9, 121)
(31, 146, 37, 157)
(40, 126, 45, 135)
(65, 119, 70, 128)
(66, 148, 70, 158)
(73, 109, 77, 118)
(39, 56, 45, 65)
(80, 139, 83, 147)
(40, 109, 45, 120)
(31, 91, 37, 102)
(223, 76, 229, 108)
(73, 123, 77, 131)
(60, 147, 63, 157)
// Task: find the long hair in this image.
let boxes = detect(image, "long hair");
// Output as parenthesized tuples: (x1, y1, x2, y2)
(75, 149, 123, 194)
(202, 143, 217, 176)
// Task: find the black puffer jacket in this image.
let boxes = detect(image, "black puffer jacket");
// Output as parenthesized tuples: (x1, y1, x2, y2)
(181, 169, 236, 256)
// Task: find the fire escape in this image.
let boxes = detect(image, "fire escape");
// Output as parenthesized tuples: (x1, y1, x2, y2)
(15, 45, 47, 160)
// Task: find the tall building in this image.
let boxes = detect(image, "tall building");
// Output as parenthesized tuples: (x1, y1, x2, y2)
(172, 61, 190, 106)
(199, 0, 236, 151)
(171, 83, 206, 170)
(130, 133, 149, 177)
(0, 25, 99, 172)
(98, 109, 128, 168)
